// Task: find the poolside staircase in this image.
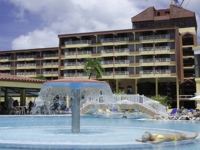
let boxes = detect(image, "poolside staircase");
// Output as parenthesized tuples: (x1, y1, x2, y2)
(80, 94, 168, 117)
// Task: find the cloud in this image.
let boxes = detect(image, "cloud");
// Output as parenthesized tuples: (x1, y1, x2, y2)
(8, 0, 200, 49)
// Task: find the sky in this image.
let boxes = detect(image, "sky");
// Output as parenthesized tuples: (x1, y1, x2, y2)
(0, 0, 200, 51)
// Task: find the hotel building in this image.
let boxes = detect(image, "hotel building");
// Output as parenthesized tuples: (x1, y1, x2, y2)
(0, 5, 199, 108)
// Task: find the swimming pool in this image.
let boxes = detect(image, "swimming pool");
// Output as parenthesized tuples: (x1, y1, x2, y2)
(0, 115, 199, 150)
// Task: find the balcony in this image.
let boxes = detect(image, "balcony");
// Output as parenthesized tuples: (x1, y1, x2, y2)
(17, 55, 37, 60)
(64, 73, 76, 77)
(101, 49, 113, 54)
(43, 62, 58, 66)
(64, 62, 76, 66)
(139, 34, 170, 40)
(16, 63, 36, 69)
(43, 54, 58, 59)
(100, 37, 129, 46)
(0, 56, 11, 62)
(63, 40, 92, 48)
(101, 60, 113, 64)
(115, 71, 129, 75)
(64, 51, 76, 55)
(115, 60, 130, 64)
(139, 69, 171, 75)
(77, 51, 92, 58)
(65, 40, 92, 45)
(139, 58, 154, 63)
(43, 71, 58, 77)
(0, 65, 11, 70)
(155, 58, 171, 62)
(17, 72, 37, 77)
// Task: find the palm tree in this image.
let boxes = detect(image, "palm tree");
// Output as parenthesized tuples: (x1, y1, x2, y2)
(83, 58, 105, 79)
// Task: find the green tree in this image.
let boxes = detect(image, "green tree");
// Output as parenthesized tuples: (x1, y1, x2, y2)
(33, 75, 46, 80)
(83, 58, 105, 79)
(150, 95, 171, 107)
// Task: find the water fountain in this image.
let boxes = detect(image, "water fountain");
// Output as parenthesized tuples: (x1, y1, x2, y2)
(0, 79, 199, 150)
(35, 79, 114, 133)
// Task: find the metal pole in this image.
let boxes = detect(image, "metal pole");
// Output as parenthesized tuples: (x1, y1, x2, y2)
(71, 90, 80, 134)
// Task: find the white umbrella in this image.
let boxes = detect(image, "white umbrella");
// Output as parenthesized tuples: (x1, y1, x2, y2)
(189, 95, 200, 100)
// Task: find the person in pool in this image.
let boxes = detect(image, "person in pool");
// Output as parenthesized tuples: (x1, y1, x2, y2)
(135, 131, 198, 144)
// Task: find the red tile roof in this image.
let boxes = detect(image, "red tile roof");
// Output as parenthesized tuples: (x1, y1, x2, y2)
(0, 73, 46, 83)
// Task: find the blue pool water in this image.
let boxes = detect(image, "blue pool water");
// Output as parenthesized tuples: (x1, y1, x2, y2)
(0, 115, 200, 150)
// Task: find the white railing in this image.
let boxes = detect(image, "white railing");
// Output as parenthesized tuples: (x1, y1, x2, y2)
(64, 51, 76, 55)
(155, 46, 170, 51)
(139, 46, 170, 52)
(17, 63, 36, 67)
(64, 62, 76, 66)
(43, 71, 58, 74)
(103, 72, 113, 76)
(115, 48, 130, 53)
(1, 56, 11, 60)
(77, 51, 92, 55)
(139, 58, 171, 63)
(43, 62, 58, 66)
(77, 73, 88, 76)
(101, 60, 113, 64)
(17, 72, 36, 75)
(80, 94, 167, 116)
(43, 54, 57, 57)
(77, 62, 87, 66)
(155, 58, 171, 62)
(115, 60, 130, 64)
(101, 49, 113, 53)
(139, 34, 170, 40)
(17, 55, 36, 58)
(65, 40, 92, 45)
(139, 47, 154, 52)
(139, 70, 171, 74)
(64, 73, 75, 77)
(100, 37, 129, 43)
(0, 65, 11, 68)
(139, 58, 154, 63)
(115, 71, 129, 75)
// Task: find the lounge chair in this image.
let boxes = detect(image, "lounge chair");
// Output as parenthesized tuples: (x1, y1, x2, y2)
(178, 109, 192, 120)
(105, 109, 110, 113)
(164, 108, 178, 120)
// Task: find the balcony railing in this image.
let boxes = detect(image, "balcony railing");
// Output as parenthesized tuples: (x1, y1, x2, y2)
(103, 72, 113, 76)
(155, 58, 171, 62)
(139, 46, 170, 52)
(139, 58, 154, 63)
(139, 58, 171, 63)
(17, 55, 37, 59)
(100, 37, 129, 43)
(115, 60, 130, 64)
(43, 62, 58, 66)
(139, 70, 171, 74)
(77, 51, 91, 55)
(155, 46, 170, 51)
(17, 63, 36, 67)
(77, 62, 87, 66)
(139, 34, 170, 40)
(64, 51, 76, 55)
(0, 65, 11, 68)
(64, 62, 76, 66)
(115, 48, 129, 53)
(101, 60, 113, 64)
(43, 54, 57, 57)
(77, 73, 88, 77)
(101, 49, 113, 54)
(43, 71, 58, 74)
(64, 73, 76, 77)
(17, 72, 36, 75)
(1, 56, 11, 60)
(115, 71, 129, 75)
(65, 40, 92, 45)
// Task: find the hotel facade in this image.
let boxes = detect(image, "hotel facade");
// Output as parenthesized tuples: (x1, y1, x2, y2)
(0, 5, 199, 108)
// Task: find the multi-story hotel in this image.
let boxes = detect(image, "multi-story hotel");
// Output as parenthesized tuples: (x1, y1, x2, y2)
(0, 5, 199, 108)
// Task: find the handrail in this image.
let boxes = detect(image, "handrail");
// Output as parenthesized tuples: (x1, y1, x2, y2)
(80, 94, 167, 116)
